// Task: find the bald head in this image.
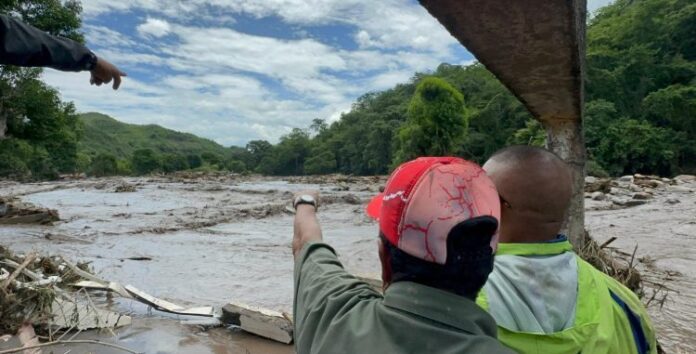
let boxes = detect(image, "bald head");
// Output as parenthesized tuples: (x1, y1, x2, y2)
(483, 146, 573, 243)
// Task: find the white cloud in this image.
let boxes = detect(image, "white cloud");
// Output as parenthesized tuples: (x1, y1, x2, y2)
(84, 25, 137, 48)
(44, 0, 472, 146)
(369, 70, 414, 91)
(355, 30, 375, 48)
(137, 18, 171, 38)
(82, 0, 457, 53)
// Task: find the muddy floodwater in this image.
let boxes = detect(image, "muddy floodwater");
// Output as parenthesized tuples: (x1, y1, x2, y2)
(1, 175, 694, 353)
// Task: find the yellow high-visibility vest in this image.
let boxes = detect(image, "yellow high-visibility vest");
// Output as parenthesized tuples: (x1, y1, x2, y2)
(477, 241, 657, 354)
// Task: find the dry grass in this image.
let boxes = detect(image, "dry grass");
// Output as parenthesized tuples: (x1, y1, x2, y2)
(576, 230, 643, 294)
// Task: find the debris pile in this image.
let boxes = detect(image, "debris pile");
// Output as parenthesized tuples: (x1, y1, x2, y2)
(286, 174, 386, 190)
(0, 246, 128, 336)
(114, 182, 137, 193)
(576, 231, 642, 293)
(585, 174, 695, 210)
(0, 198, 59, 225)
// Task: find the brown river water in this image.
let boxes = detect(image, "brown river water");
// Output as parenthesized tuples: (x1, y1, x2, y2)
(0, 175, 694, 353)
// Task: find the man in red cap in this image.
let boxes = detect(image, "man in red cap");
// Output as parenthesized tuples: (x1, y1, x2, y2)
(291, 157, 513, 353)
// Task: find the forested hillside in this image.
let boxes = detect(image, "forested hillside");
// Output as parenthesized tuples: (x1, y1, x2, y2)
(1, 0, 693, 180)
(236, 0, 695, 177)
(80, 113, 229, 159)
(77, 113, 240, 176)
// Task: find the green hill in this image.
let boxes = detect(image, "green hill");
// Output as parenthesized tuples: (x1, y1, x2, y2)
(78, 112, 230, 160)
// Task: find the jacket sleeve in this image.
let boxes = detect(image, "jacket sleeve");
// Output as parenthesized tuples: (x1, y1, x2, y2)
(0, 14, 93, 71)
(599, 270, 658, 354)
(293, 242, 383, 353)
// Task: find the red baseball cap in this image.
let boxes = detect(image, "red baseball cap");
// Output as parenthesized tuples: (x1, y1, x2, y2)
(366, 157, 500, 264)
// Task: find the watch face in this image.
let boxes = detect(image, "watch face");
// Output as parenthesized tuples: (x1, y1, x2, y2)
(295, 194, 316, 209)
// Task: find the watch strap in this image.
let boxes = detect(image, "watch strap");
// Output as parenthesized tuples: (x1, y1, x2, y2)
(294, 195, 317, 210)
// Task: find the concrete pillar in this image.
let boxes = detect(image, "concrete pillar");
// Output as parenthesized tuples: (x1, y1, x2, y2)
(418, 0, 588, 246)
(545, 119, 586, 247)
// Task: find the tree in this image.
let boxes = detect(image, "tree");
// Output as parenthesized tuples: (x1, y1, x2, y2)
(509, 119, 546, 147)
(201, 152, 221, 166)
(75, 152, 91, 174)
(0, 0, 84, 178)
(0, 139, 33, 179)
(223, 159, 246, 173)
(131, 149, 161, 175)
(270, 128, 311, 175)
(246, 140, 273, 166)
(186, 154, 203, 169)
(304, 151, 337, 175)
(594, 119, 683, 176)
(90, 153, 118, 177)
(393, 77, 469, 165)
(161, 153, 189, 173)
(363, 120, 395, 174)
(309, 118, 328, 136)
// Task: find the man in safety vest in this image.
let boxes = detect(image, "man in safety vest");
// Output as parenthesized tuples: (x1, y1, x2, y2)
(478, 145, 657, 354)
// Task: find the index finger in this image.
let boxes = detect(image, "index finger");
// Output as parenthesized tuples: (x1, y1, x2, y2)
(113, 73, 122, 90)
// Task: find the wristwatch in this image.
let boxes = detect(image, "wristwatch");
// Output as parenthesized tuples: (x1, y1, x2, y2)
(294, 194, 317, 210)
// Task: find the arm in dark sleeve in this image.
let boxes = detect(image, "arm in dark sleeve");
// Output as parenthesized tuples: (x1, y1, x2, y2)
(0, 14, 94, 71)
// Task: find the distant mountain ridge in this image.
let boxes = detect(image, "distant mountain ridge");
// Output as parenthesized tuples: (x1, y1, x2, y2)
(78, 112, 230, 159)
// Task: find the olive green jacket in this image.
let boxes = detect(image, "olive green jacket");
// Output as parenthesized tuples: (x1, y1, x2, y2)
(293, 242, 513, 354)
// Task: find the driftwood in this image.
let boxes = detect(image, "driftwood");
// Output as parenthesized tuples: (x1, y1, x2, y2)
(1, 253, 36, 292)
(0, 198, 59, 225)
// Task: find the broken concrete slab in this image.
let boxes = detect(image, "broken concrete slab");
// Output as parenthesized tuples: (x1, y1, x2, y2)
(50, 298, 132, 330)
(72, 279, 216, 317)
(125, 285, 216, 317)
(221, 303, 293, 344)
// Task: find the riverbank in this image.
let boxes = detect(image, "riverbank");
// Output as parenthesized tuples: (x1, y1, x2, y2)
(0, 173, 693, 352)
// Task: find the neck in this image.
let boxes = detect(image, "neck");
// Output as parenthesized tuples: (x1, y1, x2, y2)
(500, 224, 562, 243)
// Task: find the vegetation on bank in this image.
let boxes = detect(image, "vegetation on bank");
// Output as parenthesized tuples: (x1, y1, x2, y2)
(0, 0, 694, 180)
(242, 0, 695, 177)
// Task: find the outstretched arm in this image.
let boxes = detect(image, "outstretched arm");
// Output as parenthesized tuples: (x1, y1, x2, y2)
(1, 14, 93, 71)
(0, 15, 127, 89)
(292, 191, 322, 258)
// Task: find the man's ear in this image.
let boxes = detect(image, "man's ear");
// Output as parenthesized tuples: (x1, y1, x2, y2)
(378, 238, 392, 291)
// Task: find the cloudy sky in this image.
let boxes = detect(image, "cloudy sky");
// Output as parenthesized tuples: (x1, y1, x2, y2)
(42, 0, 613, 147)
